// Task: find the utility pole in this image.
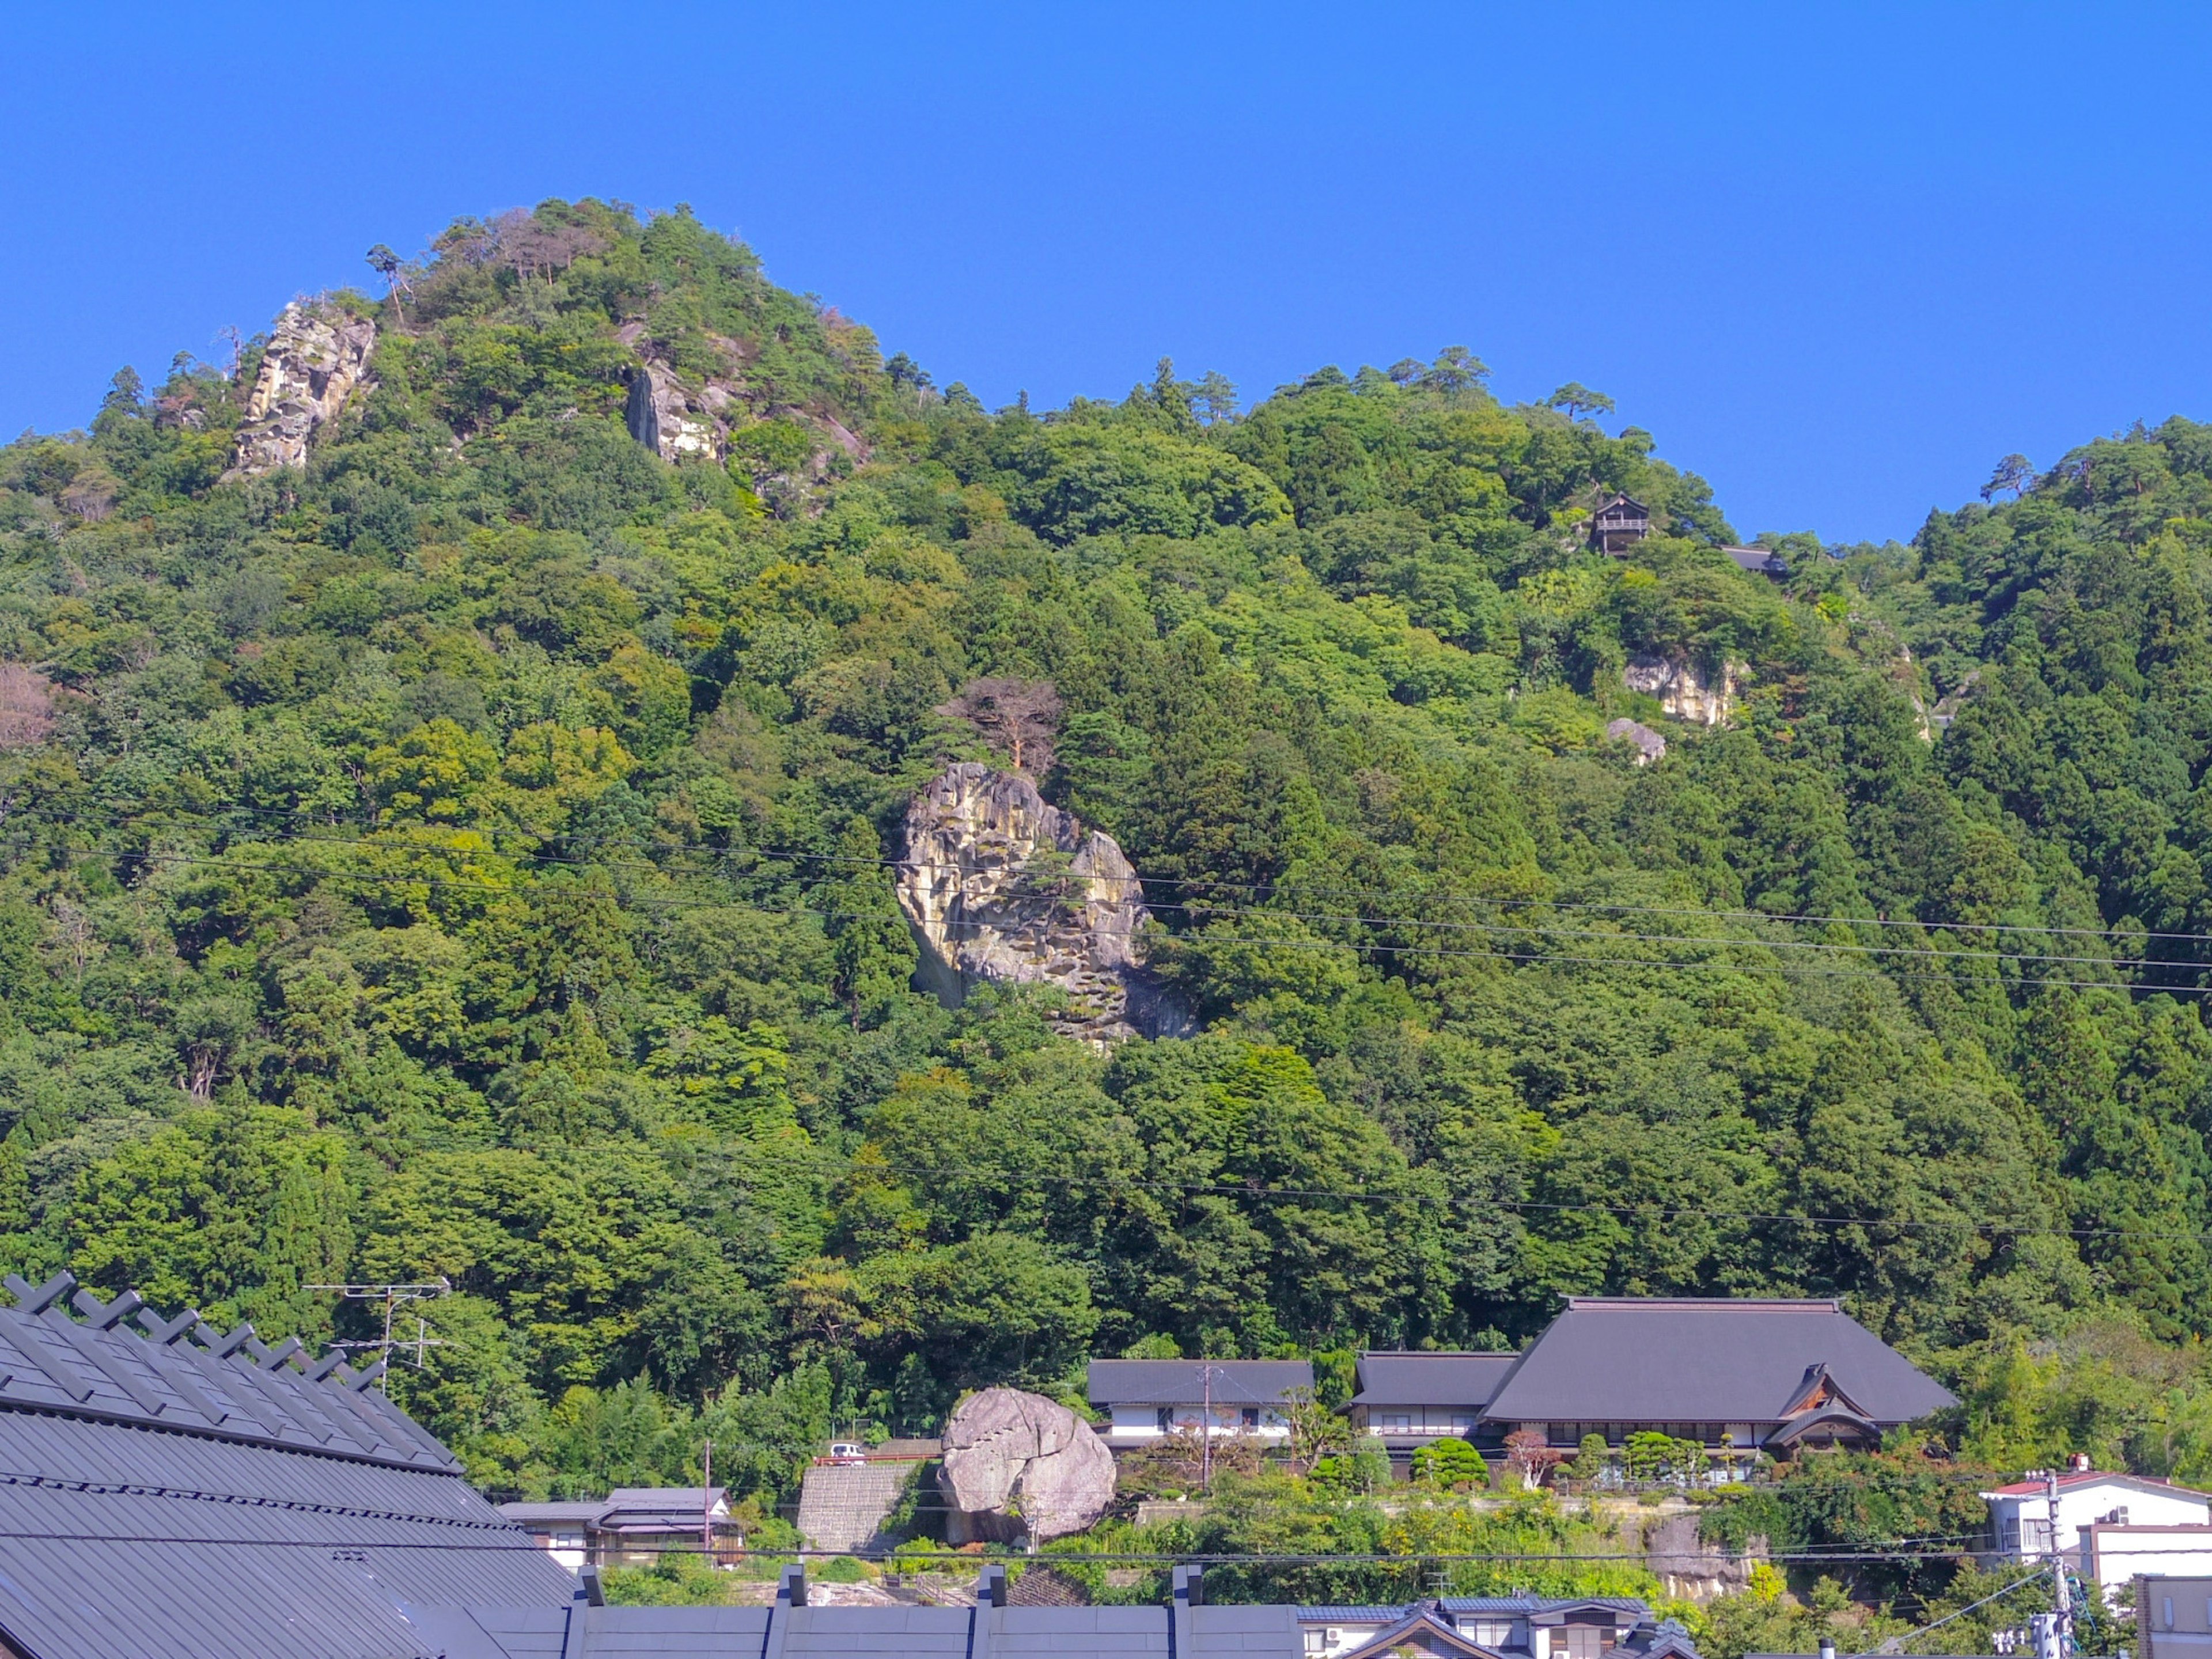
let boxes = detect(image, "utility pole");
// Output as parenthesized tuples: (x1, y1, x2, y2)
(2028, 1467, 2073, 1659)
(701, 1440, 714, 1563)
(2048, 1467, 2073, 1656)
(1199, 1365, 1221, 1495)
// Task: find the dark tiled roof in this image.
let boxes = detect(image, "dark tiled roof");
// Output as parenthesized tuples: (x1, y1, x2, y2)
(1482, 1298, 1955, 1426)
(0, 1271, 574, 1659)
(1087, 1358, 1313, 1407)
(1349, 1351, 1518, 1410)
(1722, 545, 1789, 577)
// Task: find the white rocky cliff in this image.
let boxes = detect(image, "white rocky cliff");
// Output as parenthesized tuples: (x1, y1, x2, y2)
(1622, 653, 1739, 726)
(225, 304, 377, 478)
(896, 763, 1187, 1044)
(937, 1387, 1117, 1545)
(623, 359, 723, 462)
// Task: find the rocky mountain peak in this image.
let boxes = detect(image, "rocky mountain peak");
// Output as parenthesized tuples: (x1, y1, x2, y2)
(224, 302, 377, 479)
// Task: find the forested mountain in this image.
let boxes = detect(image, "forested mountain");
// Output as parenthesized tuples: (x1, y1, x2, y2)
(3, 198, 2212, 1504)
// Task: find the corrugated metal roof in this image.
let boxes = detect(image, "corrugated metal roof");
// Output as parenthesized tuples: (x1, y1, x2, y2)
(0, 1271, 574, 1659)
(1480, 1299, 1956, 1426)
(1349, 1352, 1518, 1410)
(1086, 1359, 1313, 1407)
(1441, 1598, 1651, 1615)
(0, 1271, 456, 1472)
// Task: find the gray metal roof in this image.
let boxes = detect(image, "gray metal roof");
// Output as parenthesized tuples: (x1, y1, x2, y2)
(0, 1270, 575, 1659)
(1480, 1298, 1956, 1426)
(1441, 1598, 1651, 1615)
(382, 1574, 1688, 1659)
(1086, 1359, 1313, 1407)
(1349, 1351, 1519, 1410)
(501, 1501, 609, 1526)
(0, 1270, 457, 1472)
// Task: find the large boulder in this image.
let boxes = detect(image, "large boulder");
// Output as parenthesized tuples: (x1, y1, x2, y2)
(225, 303, 377, 479)
(896, 763, 1189, 1045)
(938, 1387, 1116, 1544)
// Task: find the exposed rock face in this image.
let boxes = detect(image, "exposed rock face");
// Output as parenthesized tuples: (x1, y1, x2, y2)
(1605, 717, 1667, 765)
(226, 304, 376, 478)
(624, 361, 722, 463)
(897, 763, 1188, 1044)
(938, 1387, 1116, 1544)
(1622, 653, 1737, 726)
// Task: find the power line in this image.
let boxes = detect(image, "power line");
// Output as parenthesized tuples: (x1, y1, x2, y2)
(0, 1528, 2094, 1563)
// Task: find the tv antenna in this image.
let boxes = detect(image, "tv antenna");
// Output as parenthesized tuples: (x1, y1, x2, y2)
(307, 1280, 453, 1381)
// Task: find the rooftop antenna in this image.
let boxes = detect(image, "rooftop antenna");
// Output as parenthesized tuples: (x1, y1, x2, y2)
(307, 1280, 451, 1387)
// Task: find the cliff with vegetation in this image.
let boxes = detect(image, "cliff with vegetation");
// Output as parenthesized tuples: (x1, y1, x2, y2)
(3, 200, 2212, 1574)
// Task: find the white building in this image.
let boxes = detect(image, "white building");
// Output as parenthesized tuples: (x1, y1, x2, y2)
(1982, 1464, 2212, 1590)
(1087, 1359, 1310, 1449)
(2083, 1526, 2212, 1602)
(499, 1487, 737, 1569)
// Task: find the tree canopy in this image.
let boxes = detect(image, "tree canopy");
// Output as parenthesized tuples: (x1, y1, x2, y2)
(3, 199, 2212, 1524)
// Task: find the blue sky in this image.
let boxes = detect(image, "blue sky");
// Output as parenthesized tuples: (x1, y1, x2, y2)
(4, 2, 2207, 542)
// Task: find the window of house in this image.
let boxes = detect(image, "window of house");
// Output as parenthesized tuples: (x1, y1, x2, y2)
(1381, 1413, 1412, 1431)
(1560, 1626, 1612, 1659)
(1242, 1407, 1260, 1428)
(1474, 1620, 1514, 1646)
(1304, 1631, 1328, 1655)
(1156, 1408, 1172, 1433)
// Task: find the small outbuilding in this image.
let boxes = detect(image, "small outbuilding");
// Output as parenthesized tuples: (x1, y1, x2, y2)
(1589, 494, 1653, 554)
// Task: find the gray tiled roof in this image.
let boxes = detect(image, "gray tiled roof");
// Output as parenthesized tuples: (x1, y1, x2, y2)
(1481, 1298, 1956, 1426)
(0, 1270, 575, 1659)
(1086, 1359, 1313, 1407)
(1349, 1351, 1519, 1410)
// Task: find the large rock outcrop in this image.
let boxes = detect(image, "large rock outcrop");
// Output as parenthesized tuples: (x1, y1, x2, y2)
(896, 763, 1188, 1044)
(1605, 717, 1666, 765)
(938, 1387, 1116, 1545)
(1622, 653, 1738, 726)
(624, 359, 722, 463)
(225, 304, 376, 478)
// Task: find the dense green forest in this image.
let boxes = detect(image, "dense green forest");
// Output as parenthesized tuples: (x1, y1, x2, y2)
(4, 198, 2212, 1529)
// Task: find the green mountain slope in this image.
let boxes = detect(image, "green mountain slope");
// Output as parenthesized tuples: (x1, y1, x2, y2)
(3, 198, 2211, 1497)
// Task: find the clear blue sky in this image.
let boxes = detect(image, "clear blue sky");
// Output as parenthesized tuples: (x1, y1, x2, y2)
(5, 2, 2207, 543)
